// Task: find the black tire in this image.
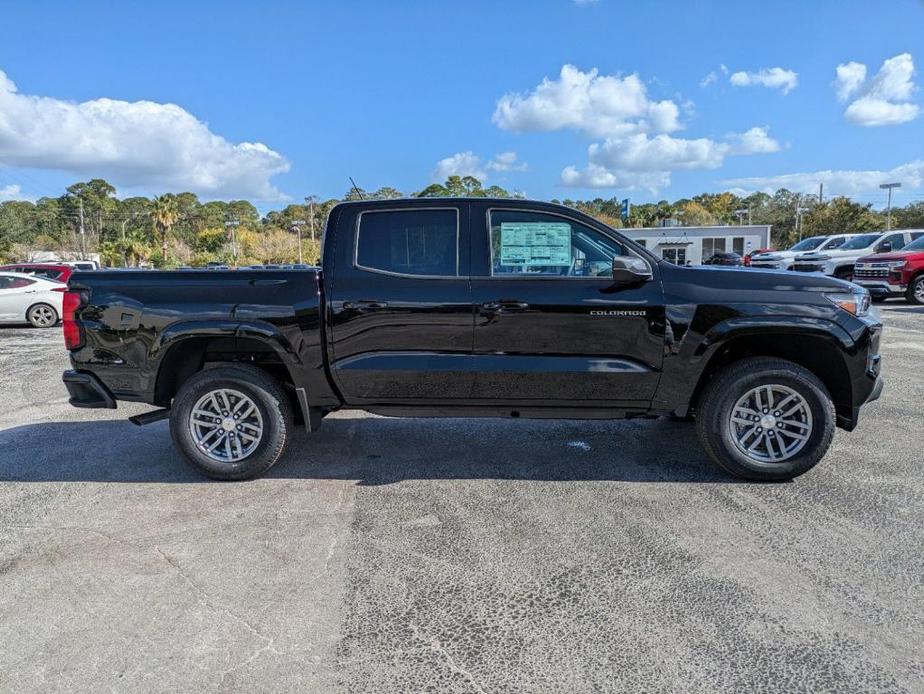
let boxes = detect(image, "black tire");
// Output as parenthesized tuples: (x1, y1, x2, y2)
(696, 357, 835, 481)
(906, 275, 924, 305)
(169, 365, 292, 480)
(27, 303, 58, 328)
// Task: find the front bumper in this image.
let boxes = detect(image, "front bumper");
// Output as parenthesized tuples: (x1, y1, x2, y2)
(63, 370, 117, 409)
(853, 278, 904, 297)
(790, 262, 827, 273)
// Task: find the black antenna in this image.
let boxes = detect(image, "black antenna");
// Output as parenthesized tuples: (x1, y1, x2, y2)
(349, 177, 365, 200)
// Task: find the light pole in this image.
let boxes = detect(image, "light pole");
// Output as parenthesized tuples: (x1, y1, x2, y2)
(880, 182, 901, 230)
(304, 195, 318, 241)
(734, 208, 750, 225)
(225, 217, 240, 264)
(291, 220, 305, 264)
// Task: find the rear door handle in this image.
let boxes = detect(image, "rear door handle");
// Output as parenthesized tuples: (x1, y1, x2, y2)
(343, 300, 388, 311)
(482, 300, 529, 313)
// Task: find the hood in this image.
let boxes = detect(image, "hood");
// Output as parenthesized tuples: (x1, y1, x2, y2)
(856, 250, 920, 263)
(752, 250, 797, 260)
(662, 263, 856, 296)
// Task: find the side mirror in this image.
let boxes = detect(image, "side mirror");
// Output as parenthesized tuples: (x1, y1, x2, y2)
(878, 241, 892, 253)
(612, 256, 652, 284)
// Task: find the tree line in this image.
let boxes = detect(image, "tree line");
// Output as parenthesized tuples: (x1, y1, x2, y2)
(1, 175, 922, 266)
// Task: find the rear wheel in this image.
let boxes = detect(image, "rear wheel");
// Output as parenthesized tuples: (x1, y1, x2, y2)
(169, 365, 292, 480)
(27, 303, 58, 328)
(907, 275, 924, 305)
(696, 357, 835, 481)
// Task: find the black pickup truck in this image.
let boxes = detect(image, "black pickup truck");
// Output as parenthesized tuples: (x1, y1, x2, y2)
(63, 198, 883, 481)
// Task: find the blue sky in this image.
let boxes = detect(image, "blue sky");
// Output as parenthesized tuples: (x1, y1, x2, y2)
(1, 0, 923, 211)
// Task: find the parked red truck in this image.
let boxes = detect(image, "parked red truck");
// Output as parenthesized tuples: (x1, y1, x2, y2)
(853, 234, 924, 304)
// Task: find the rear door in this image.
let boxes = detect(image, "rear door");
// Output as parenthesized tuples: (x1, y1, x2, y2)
(468, 203, 665, 405)
(327, 203, 474, 403)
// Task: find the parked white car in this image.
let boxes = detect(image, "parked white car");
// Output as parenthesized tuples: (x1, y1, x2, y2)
(790, 230, 924, 280)
(749, 234, 858, 271)
(0, 272, 66, 327)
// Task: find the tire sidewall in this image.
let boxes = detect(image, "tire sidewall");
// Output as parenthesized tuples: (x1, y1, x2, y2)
(708, 368, 834, 480)
(170, 372, 287, 480)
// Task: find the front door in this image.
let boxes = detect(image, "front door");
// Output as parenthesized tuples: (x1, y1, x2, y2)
(469, 204, 665, 405)
(327, 203, 474, 404)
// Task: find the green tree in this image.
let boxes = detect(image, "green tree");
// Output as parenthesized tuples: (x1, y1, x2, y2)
(151, 195, 180, 265)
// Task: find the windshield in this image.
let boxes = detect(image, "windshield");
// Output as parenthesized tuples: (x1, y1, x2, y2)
(790, 237, 825, 251)
(838, 234, 882, 250)
(901, 236, 924, 251)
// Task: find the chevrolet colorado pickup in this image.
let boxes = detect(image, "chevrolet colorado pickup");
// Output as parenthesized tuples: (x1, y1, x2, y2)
(854, 234, 924, 303)
(62, 198, 884, 482)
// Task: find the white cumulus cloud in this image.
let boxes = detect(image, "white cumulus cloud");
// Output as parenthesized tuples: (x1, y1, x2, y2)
(492, 65, 681, 138)
(0, 183, 22, 200)
(835, 53, 919, 126)
(0, 69, 290, 199)
(722, 159, 924, 195)
(729, 67, 798, 94)
(561, 128, 780, 192)
(433, 151, 527, 182)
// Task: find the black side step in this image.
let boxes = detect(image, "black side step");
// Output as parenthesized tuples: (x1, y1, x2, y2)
(129, 408, 171, 426)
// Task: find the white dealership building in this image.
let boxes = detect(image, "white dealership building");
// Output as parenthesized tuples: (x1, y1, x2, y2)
(621, 225, 772, 265)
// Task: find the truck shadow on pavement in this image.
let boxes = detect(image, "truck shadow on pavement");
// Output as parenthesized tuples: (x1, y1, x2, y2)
(0, 415, 743, 485)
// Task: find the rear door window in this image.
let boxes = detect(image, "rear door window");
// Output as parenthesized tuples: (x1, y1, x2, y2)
(355, 209, 458, 277)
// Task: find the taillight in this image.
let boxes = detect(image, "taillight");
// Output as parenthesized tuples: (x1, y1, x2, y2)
(63, 290, 85, 350)
(51, 287, 66, 293)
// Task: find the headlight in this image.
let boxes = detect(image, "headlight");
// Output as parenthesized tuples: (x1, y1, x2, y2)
(825, 290, 871, 316)
(886, 260, 907, 270)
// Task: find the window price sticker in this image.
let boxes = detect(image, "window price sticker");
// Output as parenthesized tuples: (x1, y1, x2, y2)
(500, 222, 572, 266)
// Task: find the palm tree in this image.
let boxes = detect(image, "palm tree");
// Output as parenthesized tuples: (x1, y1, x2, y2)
(151, 195, 180, 265)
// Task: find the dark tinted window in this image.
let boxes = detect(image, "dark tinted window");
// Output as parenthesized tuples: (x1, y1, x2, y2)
(356, 209, 458, 277)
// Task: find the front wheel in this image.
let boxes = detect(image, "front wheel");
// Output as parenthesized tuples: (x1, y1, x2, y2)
(696, 357, 835, 481)
(169, 365, 293, 480)
(27, 303, 58, 328)
(907, 275, 924, 305)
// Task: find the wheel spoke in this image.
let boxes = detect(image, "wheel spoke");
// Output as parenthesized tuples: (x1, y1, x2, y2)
(778, 428, 808, 441)
(780, 418, 810, 430)
(206, 432, 227, 452)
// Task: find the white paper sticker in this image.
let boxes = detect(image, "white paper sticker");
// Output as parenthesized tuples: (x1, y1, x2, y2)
(500, 222, 571, 267)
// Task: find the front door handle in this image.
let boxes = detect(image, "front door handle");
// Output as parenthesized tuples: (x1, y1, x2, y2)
(343, 300, 388, 311)
(482, 300, 529, 313)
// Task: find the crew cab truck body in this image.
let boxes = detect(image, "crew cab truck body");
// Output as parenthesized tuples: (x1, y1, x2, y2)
(63, 198, 884, 482)
(791, 230, 924, 280)
(853, 234, 924, 303)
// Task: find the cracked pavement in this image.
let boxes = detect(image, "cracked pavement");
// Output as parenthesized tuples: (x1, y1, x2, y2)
(1, 304, 923, 692)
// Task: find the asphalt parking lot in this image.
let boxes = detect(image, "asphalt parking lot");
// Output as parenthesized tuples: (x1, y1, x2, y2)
(1, 304, 922, 693)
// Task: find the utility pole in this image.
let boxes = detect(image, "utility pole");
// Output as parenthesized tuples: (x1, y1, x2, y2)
(818, 183, 824, 204)
(880, 182, 901, 230)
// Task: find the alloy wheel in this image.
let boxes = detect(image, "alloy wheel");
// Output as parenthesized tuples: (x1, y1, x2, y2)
(188, 388, 264, 463)
(729, 384, 813, 463)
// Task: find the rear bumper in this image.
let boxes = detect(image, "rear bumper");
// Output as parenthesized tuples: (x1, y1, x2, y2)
(63, 370, 117, 409)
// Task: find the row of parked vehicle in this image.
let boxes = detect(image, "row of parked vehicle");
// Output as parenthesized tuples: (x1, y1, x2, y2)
(749, 229, 924, 303)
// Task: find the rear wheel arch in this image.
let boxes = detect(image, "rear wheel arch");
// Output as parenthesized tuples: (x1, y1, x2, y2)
(153, 334, 299, 407)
